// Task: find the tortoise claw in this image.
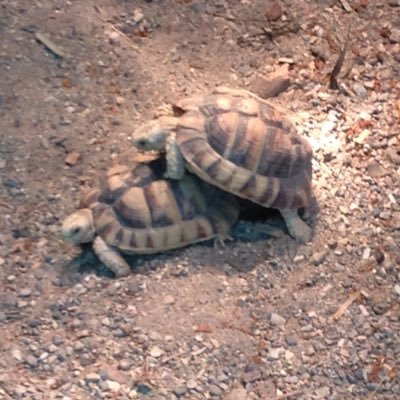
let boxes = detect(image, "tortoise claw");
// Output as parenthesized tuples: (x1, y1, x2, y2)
(213, 233, 234, 249)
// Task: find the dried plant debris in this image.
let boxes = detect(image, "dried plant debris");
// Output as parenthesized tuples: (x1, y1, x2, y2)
(329, 23, 351, 90)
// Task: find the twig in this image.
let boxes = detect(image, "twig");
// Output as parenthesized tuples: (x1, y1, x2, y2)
(329, 23, 351, 90)
(210, 12, 236, 22)
(160, 349, 192, 365)
(332, 290, 361, 321)
(35, 32, 66, 58)
(338, 0, 353, 12)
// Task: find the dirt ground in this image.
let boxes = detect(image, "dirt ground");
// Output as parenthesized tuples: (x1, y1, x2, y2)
(1, 0, 400, 399)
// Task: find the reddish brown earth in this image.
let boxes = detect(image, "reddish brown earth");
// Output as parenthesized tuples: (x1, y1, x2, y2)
(0, 1, 399, 399)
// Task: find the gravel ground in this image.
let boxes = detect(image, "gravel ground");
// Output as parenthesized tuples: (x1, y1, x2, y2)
(0, 0, 399, 399)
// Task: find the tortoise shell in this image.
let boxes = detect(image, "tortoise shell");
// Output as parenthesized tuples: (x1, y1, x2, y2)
(173, 87, 296, 134)
(173, 89, 314, 210)
(80, 159, 238, 254)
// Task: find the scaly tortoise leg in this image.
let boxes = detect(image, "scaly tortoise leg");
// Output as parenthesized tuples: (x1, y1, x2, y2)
(280, 209, 312, 244)
(165, 133, 185, 180)
(92, 236, 131, 277)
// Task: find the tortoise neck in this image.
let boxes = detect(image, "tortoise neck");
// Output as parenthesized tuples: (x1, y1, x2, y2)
(158, 116, 180, 132)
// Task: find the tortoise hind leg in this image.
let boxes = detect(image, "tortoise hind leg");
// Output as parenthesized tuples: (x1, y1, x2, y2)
(280, 209, 312, 244)
(92, 236, 131, 277)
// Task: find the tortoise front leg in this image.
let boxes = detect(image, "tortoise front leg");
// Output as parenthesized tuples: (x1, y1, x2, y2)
(165, 133, 185, 180)
(280, 209, 312, 244)
(92, 236, 131, 277)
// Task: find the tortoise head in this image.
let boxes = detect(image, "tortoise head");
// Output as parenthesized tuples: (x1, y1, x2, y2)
(132, 117, 179, 152)
(61, 209, 95, 244)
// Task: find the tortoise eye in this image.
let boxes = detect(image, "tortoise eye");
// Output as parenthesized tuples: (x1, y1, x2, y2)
(73, 227, 81, 235)
(137, 139, 147, 148)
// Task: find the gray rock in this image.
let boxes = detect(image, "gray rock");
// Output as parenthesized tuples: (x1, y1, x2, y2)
(386, 148, 400, 164)
(311, 250, 327, 266)
(389, 29, 400, 43)
(73, 341, 85, 352)
(315, 386, 330, 398)
(163, 295, 175, 305)
(19, 288, 32, 298)
(379, 211, 390, 220)
(267, 348, 281, 360)
(174, 386, 188, 397)
(241, 368, 261, 383)
(353, 82, 368, 99)
(86, 372, 100, 382)
(52, 335, 64, 346)
(367, 161, 386, 178)
(285, 335, 298, 346)
(208, 384, 223, 396)
(149, 346, 163, 358)
(102, 380, 121, 392)
(118, 359, 132, 371)
(224, 386, 248, 400)
(186, 379, 197, 389)
(25, 354, 38, 368)
(270, 313, 286, 327)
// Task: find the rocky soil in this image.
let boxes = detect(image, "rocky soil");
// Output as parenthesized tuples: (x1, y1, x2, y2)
(0, 0, 399, 399)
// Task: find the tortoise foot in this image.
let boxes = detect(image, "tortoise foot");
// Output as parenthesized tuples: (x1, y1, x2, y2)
(280, 209, 312, 244)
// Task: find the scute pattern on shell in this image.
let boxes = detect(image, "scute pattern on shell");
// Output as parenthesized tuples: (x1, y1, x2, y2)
(80, 159, 238, 254)
(174, 91, 296, 133)
(173, 90, 314, 211)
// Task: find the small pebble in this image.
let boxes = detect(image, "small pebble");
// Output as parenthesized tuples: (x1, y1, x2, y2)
(25, 355, 38, 368)
(285, 335, 298, 346)
(19, 288, 32, 298)
(389, 29, 400, 43)
(163, 295, 175, 305)
(186, 379, 197, 389)
(208, 384, 223, 396)
(103, 380, 121, 392)
(86, 372, 100, 382)
(267, 348, 281, 360)
(311, 250, 327, 266)
(241, 368, 261, 383)
(270, 313, 286, 327)
(150, 346, 164, 358)
(225, 387, 248, 400)
(353, 82, 368, 99)
(174, 386, 188, 397)
(315, 386, 330, 398)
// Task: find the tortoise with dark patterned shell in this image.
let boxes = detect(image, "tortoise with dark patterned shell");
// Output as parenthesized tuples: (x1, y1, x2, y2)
(131, 87, 315, 243)
(62, 159, 238, 277)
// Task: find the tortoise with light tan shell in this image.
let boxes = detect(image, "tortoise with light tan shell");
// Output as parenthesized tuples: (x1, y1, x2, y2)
(132, 87, 315, 243)
(62, 158, 239, 277)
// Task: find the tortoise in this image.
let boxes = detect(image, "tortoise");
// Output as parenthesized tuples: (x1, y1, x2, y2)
(131, 87, 315, 243)
(61, 158, 239, 277)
